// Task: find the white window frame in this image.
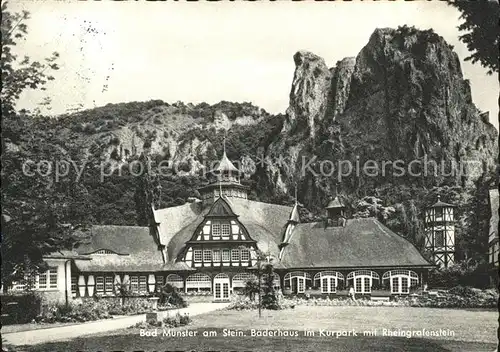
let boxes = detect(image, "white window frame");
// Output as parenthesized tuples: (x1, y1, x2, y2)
(313, 271, 344, 293)
(240, 248, 250, 262)
(156, 275, 164, 289)
(130, 276, 139, 293)
(139, 276, 147, 293)
(193, 249, 202, 262)
(96, 276, 105, 294)
(382, 270, 418, 294)
(434, 230, 445, 247)
(213, 249, 221, 262)
(203, 249, 212, 262)
(105, 276, 114, 294)
(222, 249, 230, 262)
(71, 276, 77, 296)
(212, 222, 221, 238)
(347, 270, 380, 294)
(166, 274, 184, 289)
(186, 273, 211, 292)
(221, 223, 231, 238)
(232, 273, 258, 289)
(284, 272, 312, 293)
(231, 249, 240, 262)
(37, 266, 58, 290)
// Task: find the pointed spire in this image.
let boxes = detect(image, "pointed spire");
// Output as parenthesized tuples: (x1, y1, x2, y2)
(219, 177, 223, 198)
(223, 130, 227, 156)
(294, 184, 298, 205)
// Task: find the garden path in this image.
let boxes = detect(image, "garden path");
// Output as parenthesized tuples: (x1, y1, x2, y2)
(3, 302, 230, 346)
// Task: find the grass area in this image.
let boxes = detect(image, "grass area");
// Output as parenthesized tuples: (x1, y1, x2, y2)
(16, 306, 499, 352)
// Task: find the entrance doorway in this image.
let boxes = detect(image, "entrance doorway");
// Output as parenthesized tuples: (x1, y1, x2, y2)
(213, 273, 230, 301)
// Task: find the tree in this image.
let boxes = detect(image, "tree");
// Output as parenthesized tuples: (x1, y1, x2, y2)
(243, 280, 259, 301)
(252, 248, 275, 318)
(1, 3, 92, 289)
(448, 0, 500, 74)
(1, 2, 60, 120)
(133, 154, 162, 226)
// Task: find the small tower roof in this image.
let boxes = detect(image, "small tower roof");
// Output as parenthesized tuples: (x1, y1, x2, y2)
(429, 195, 456, 208)
(326, 196, 345, 209)
(213, 151, 240, 174)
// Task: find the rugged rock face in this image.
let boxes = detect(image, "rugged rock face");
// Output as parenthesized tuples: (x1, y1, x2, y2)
(264, 26, 498, 209)
(328, 57, 356, 120)
(338, 27, 497, 180)
(283, 51, 333, 139)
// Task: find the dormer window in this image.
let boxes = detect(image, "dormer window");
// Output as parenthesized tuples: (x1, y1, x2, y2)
(203, 249, 212, 262)
(93, 249, 115, 255)
(194, 249, 202, 262)
(212, 222, 221, 238)
(324, 196, 347, 227)
(221, 223, 230, 238)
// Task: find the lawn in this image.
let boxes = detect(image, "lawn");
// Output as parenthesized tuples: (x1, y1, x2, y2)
(19, 306, 499, 352)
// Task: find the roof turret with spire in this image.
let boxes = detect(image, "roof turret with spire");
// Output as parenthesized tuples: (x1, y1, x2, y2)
(197, 133, 249, 204)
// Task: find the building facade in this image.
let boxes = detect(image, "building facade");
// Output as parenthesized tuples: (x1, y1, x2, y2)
(11, 152, 433, 303)
(424, 196, 456, 268)
(488, 189, 499, 286)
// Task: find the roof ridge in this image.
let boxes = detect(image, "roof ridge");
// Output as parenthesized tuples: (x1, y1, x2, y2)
(92, 224, 149, 229)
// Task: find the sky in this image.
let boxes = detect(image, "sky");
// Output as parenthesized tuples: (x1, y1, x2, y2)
(8, 0, 499, 130)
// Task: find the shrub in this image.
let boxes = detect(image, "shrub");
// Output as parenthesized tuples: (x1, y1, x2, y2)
(163, 312, 191, 328)
(1, 292, 42, 325)
(428, 262, 491, 289)
(156, 284, 188, 308)
(35, 300, 112, 323)
(262, 265, 279, 310)
(228, 296, 260, 310)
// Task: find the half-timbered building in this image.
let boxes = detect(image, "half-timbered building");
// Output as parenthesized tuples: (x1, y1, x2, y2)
(15, 151, 433, 303)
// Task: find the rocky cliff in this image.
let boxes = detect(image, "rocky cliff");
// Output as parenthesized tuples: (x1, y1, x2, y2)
(264, 26, 498, 209)
(12, 26, 497, 215)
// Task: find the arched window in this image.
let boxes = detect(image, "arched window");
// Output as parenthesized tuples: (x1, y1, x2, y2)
(382, 270, 419, 294)
(313, 271, 344, 293)
(186, 273, 211, 292)
(284, 272, 312, 293)
(166, 274, 184, 289)
(346, 270, 379, 294)
(232, 273, 258, 290)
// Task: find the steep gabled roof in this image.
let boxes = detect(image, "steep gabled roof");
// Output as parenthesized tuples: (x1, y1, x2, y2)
(205, 197, 238, 217)
(152, 201, 204, 247)
(163, 198, 293, 262)
(280, 218, 431, 268)
(75, 225, 155, 255)
(73, 225, 163, 272)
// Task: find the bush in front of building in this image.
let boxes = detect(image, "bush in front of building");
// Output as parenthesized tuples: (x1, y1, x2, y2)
(156, 284, 188, 308)
(410, 286, 498, 308)
(227, 296, 260, 310)
(163, 312, 191, 327)
(35, 300, 112, 323)
(131, 312, 191, 329)
(33, 297, 164, 324)
(1, 292, 42, 325)
(428, 262, 491, 289)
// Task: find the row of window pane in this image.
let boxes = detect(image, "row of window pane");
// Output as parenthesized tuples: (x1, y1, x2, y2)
(211, 222, 231, 238)
(38, 267, 58, 289)
(193, 248, 250, 262)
